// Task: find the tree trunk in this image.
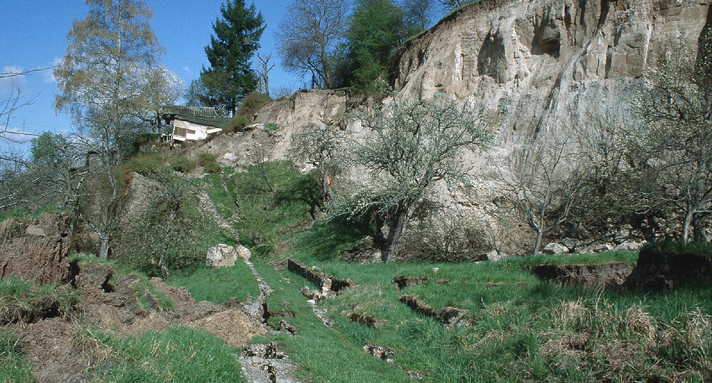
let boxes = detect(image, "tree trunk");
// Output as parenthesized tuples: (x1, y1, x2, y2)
(532, 208, 546, 256)
(682, 209, 694, 245)
(693, 212, 710, 243)
(385, 206, 414, 263)
(533, 227, 544, 256)
(98, 233, 110, 259)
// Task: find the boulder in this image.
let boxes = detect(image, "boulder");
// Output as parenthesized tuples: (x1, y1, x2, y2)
(0, 212, 73, 284)
(236, 245, 251, 261)
(25, 225, 46, 237)
(614, 241, 646, 252)
(486, 249, 508, 261)
(206, 244, 238, 268)
(543, 243, 569, 254)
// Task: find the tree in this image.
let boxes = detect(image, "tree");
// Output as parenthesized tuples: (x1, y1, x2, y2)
(500, 135, 581, 255)
(340, 0, 407, 90)
(633, 30, 712, 244)
(256, 53, 275, 97)
(199, 0, 265, 115)
(401, 0, 433, 37)
(276, 0, 349, 89)
(334, 97, 490, 262)
(439, 0, 474, 13)
(54, 0, 163, 258)
(291, 123, 344, 203)
(137, 65, 184, 134)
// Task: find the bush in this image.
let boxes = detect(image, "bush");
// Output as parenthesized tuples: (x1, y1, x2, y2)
(228, 92, 272, 132)
(198, 153, 221, 174)
(170, 155, 196, 173)
(228, 115, 250, 132)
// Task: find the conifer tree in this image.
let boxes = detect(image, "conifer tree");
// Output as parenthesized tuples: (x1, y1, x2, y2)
(199, 0, 265, 115)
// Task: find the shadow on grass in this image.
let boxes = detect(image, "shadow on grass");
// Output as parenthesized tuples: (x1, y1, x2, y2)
(295, 216, 375, 262)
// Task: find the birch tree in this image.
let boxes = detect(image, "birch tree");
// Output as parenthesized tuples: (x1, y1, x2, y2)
(54, 0, 163, 258)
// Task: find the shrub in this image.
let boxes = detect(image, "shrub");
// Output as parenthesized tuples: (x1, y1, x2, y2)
(228, 115, 250, 132)
(198, 153, 221, 174)
(228, 92, 272, 132)
(170, 155, 196, 173)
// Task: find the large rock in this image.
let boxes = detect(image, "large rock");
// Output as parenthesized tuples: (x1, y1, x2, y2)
(236, 245, 252, 261)
(543, 243, 569, 254)
(206, 244, 238, 267)
(0, 212, 73, 284)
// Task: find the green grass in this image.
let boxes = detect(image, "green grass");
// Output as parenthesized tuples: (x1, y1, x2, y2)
(249, 260, 413, 382)
(169, 263, 260, 304)
(86, 326, 246, 382)
(0, 277, 82, 323)
(227, 161, 320, 256)
(303, 257, 712, 382)
(0, 330, 33, 383)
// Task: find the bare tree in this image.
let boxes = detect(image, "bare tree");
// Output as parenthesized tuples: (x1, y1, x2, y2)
(333, 97, 490, 262)
(54, 0, 163, 258)
(500, 134, 581, 255)
(276, 0, 349, 89)
(632, 31, 712, 244)
(256, 53, 276, 98)
(439, 0, 472, 13)
(291, 123, 344, 203)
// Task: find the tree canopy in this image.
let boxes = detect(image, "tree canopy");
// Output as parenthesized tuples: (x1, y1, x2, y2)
(276, 0, 349, 89)
(199, 0, 265, 115)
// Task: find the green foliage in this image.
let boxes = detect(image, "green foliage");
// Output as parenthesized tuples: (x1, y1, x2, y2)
(641, 239, 712, 255)
(0, 330, 33, 383)
(340, 0, 406, 90)
(228, 161, 320, 256)
(301, 256, 712, 382)
(30, 132, 69, 167)
(170, 155, 196, 173)
(197, 153, 221, 174)
(0, 277, 83, 323)
(199, 0, 265, 114)
(226, 92, 271, 132)
(87, 326, 247, 382)
(169, 263, 260, 304)
(113, 169, 225, 277)
(237, 92, 271, 118)
(228, 115, 250, 132)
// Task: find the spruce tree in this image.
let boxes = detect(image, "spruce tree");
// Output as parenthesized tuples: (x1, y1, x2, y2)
(200, 0, 265, 115)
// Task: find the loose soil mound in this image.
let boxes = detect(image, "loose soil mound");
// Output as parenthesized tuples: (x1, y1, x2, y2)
(529, 263, 633, 289)
(0, 213, 73, 284)
(625, 246, 712, 290)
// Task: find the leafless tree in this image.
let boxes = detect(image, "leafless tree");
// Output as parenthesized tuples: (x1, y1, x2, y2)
(333, 97, 490, 262)
(291, 123, 344, 203)
(632, 31, 712, 244)
(256, 53, 276, 98)
(500, 134, 582, 255)
(276, 0, 349, 89)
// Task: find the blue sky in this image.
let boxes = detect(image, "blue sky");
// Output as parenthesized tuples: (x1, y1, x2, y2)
(0, 0, 299, 149)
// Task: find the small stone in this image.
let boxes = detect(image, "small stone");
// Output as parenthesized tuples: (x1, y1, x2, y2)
(206, 244, 238, 267)
(543, 243, 569, 254)
(25, 225, 46, 237)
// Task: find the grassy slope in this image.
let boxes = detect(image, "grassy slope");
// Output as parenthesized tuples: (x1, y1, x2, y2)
(181, 161, 712, 382)
(5, 160, 710, 382)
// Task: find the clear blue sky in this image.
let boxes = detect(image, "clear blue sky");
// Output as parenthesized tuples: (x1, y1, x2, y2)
(0, 0, 299, 148)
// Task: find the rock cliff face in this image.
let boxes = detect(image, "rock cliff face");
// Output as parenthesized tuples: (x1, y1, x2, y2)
(214, 0, 710, 256)
(388, 0, 710, 255)
(395, 0, 709, 139)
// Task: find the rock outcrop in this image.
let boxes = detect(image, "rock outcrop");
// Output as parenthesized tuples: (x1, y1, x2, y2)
(389, 0, 710, 254)
(0, 212, 73, 284)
